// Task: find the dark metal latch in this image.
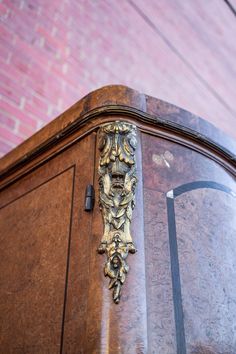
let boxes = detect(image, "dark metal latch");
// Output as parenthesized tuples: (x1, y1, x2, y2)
(84, 184, 95, 211)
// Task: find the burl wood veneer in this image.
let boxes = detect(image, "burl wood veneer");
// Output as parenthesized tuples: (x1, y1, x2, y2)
(0, 85, 235, 354)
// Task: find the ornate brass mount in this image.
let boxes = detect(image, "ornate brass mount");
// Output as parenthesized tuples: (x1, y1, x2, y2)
(97, 121, 137, 303)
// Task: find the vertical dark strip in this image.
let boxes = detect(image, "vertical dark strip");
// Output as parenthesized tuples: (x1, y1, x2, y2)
(60, 166, 76, 354)
(166, 196, 186, 354)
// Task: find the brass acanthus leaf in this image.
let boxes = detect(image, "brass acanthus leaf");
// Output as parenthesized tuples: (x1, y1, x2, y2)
(98, 121, 137, 303)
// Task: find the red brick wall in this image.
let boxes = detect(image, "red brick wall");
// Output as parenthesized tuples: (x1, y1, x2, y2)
(0, 0, 236, 157)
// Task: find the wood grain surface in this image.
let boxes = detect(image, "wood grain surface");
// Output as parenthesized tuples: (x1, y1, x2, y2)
(0, 133, 96, 353)
(175, 188, 236, 353)
(142, 131, 236, 353)
(0, 168, 74, 353)
(144, 189, 176, 353)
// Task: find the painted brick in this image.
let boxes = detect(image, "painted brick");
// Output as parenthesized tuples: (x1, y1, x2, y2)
(0, 139, 13, 154)
(1, 100, 38, 128)
(0, 125, 23, 145)
(0, 113, 16, 129)
(0, 0, 236, 158)
(18, 122, 36, 138)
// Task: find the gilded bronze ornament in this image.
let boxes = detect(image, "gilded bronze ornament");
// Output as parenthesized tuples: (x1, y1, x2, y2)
(97, 121, 137, 303)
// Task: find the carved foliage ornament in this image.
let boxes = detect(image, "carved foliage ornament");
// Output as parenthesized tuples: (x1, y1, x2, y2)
(98, 121, 137, 303)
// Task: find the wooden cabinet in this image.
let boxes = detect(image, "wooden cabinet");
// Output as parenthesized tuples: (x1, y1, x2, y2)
(0, 86, 236, 354)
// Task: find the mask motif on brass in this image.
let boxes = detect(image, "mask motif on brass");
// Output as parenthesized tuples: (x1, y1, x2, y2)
(98, 121, 137, 303)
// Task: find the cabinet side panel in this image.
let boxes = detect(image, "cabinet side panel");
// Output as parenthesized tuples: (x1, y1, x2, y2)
(0, 168, 74, 353)
(142, 131, 236, 353)
(175, 189, 236, 353)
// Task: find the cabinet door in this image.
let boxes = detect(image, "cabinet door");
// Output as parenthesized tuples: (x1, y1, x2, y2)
(0, 133, 95, 354)
(142, 133, 236, 354)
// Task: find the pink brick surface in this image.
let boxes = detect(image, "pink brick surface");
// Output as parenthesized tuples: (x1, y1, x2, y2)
(0, 0, 236, 157)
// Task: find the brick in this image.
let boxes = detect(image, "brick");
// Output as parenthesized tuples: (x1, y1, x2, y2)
(11, 55, 31, 74)
(0, 78, 22, 105)
(0, 59, 26, 83)
(0, 22, 14, 40)
(18, 122, 36, 138)
(0, 43, 10, 61)
(0, 125, 23, 145)
(31, 95, 49, 111)
(0, 100, 38, 128)
(0, 112, 16, 129)
(0, 139, 13, 157)
(25, 101, 48, 117)
(0, 2, 10, 18)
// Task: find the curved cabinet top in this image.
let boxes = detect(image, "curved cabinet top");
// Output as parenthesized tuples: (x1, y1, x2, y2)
(0, 85, 235, 180)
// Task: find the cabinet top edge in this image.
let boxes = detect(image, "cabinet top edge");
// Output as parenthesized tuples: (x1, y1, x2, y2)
(1, 84, 236, 176)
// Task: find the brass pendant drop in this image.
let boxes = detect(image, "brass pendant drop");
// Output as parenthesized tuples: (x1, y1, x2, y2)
(97, 121, 137, 303)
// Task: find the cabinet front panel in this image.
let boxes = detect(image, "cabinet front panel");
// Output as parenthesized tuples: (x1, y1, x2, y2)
(0, 168, 74, 353)
(0, 133, 96, 354)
